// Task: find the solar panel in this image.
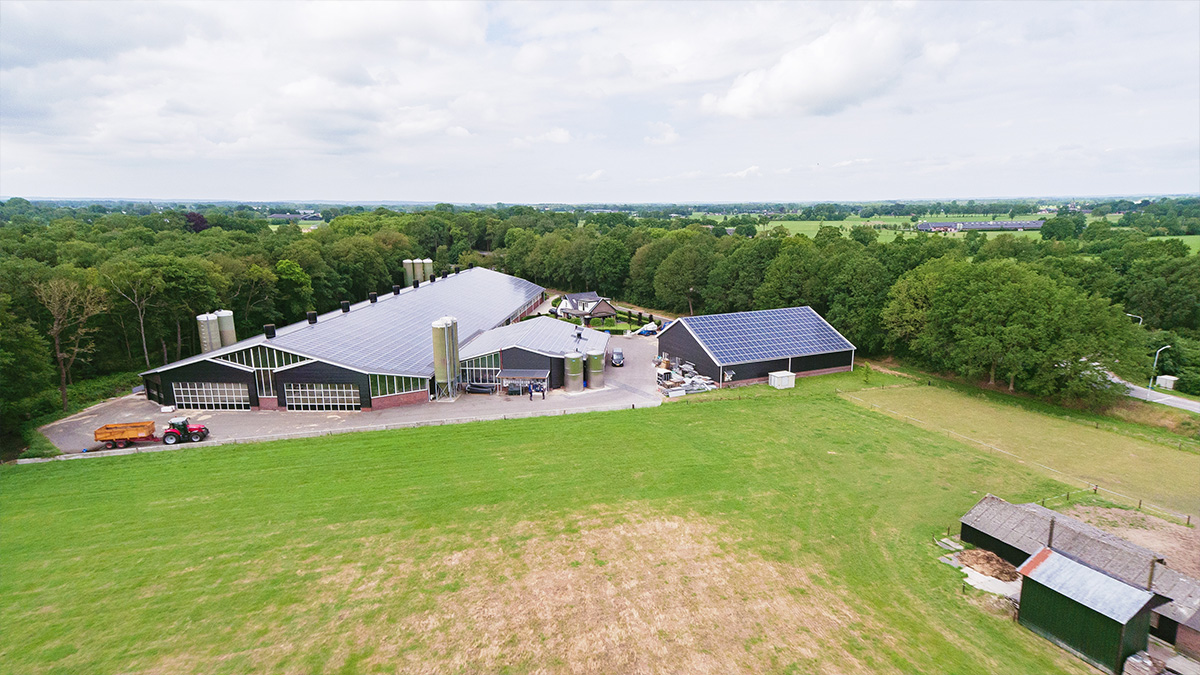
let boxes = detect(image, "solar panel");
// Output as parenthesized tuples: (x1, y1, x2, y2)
(681, 307, 854, 366)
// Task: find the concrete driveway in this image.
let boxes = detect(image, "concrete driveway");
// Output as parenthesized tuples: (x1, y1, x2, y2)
(33, 334, 662, 462)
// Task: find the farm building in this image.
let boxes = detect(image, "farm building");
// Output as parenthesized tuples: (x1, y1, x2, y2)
(141, 267, 546, 411)
(960, 495, 1200, 659)
(459, 316, 609, 390)
(916, 220, 1045, 232)
(556, 291, 617, 325)
(657, 307, 855, 386)
(1016, 546, 1155, 674)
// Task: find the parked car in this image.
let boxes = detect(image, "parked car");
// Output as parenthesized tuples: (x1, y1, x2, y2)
(611, 348, 624, 367)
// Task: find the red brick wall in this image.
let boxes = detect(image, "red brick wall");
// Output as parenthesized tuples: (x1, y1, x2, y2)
(371, 390, 429, 409)
(718, 365, 852, 388)
(258, 397, 281, 411)
(1179, 625, 1200, 661)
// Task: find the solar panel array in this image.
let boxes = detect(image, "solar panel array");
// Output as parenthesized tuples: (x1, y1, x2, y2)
(681, 307, 854, 366)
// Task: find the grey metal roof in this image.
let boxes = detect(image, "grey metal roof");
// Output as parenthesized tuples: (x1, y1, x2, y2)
(145, 267, 544, 378)
(459, 316, 609, 360)
(960, 495, 1200, 621)
(497, 369, 551, 379)
(675, 307, 855, 366)
(1018, 547, 1154, 623)
(961, 495, 1159, 586)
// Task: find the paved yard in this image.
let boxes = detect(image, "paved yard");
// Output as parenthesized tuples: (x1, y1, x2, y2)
(36, 334, 661, 460)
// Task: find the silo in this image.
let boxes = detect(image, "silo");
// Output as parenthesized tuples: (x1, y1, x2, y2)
(564, 352, 584, 393)
(422, 258, 433, 282)
(403, 259, 415, 286)
(215, 310, 236, 347)
(586, 350, 605, 389)
(196, 314, 220, 353)
(446, 316, 461, 384)
(431, 317, 458, 400)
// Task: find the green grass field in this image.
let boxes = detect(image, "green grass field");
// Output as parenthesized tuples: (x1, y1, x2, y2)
(2, 372, 1099, 674)
(846, 385, 1200, 517)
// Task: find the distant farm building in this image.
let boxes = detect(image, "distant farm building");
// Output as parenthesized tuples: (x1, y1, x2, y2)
(142, 267, 547, 411)
(267, 212, 323, 222)
(657, 307, 855, 386)
(916, 220, 1044, 232)
(961, 495, 1200, 663)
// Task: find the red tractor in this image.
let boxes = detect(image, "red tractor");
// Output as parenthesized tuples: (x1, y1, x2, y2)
(162, 417, 209, 445)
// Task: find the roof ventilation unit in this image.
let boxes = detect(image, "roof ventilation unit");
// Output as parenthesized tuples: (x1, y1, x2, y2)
(369, 292, 378, 303)
(412, 279, 419, 289)
(341, 301, 350, 313)
(307, 311, 317, 324)
(393, 285, 401, 295)
(264, 324, 276, 339)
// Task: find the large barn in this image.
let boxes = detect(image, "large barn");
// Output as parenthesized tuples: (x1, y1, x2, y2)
(142, 267, 546, 411)
(656, 306, 855, 386)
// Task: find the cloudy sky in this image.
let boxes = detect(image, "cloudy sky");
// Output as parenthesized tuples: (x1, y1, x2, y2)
(1, 1, 1197, 204)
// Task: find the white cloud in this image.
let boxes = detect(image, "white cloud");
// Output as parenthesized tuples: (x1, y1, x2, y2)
(701, 7, 930, 117)
(578, 169, 605, 181)
(513, 127, 571, 147)
(643, 122, 680, 146)
(724, 165, 762, 178)
(0, 2, 1196, 202)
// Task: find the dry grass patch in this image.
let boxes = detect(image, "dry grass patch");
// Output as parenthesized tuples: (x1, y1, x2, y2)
(1106, 399, 1200, 439)
(339, 510, 873, 674)
(1065, 505, 1200, 578)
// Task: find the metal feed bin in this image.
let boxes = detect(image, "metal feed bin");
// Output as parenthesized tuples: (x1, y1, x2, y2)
(214, 309, 236, 347)
(586, 350, 605, 389)
(564, 352, 584, 393)
(196, 313, 221, 353)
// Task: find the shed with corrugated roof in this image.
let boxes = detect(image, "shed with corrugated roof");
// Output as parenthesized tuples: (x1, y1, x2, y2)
(1017, 547, 1155, 674)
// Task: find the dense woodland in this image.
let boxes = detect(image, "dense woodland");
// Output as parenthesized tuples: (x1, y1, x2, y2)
(2, 197, 1198, 438)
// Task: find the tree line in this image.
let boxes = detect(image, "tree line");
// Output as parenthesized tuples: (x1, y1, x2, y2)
(1, 198, 1197, 436)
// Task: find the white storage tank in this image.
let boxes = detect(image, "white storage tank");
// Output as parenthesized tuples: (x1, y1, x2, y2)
(214, 309, 236, 347)
(403, 259, 415, 286)
(196, 313, 221, 353)
(422, 258, 433, 282)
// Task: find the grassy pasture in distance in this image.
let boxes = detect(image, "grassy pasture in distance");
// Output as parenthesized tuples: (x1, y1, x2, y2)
(846, 385, 1200, 517)
(0, 371, 1096, 675)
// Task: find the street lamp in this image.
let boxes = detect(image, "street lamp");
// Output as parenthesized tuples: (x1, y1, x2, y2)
(1126, 313, 1143, 325)
(1149, 345, 1171, 394)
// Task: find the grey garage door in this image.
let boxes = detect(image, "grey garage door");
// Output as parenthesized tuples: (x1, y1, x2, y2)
(283, 382, 361, 411)
(172, 381, 251, 410)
